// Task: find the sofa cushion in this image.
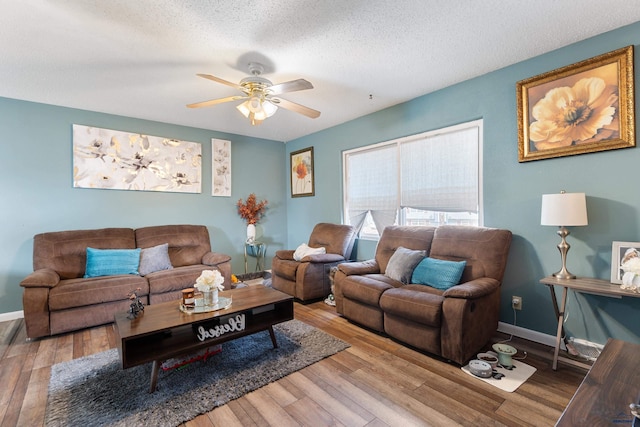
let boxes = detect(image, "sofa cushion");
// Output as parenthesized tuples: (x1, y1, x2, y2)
(412, 257, 466, 290)
(33, 228, 136, 280)
(84, 248, 141, 278)
(146, 264, 217, 295)
(384, 247, 425, 283)
(380, 287, 444, 327)
(342, 274, 399, 306)
(49, 275, 149, 311)
(139, 243, 173, 276)
(135, 225, 212, 267)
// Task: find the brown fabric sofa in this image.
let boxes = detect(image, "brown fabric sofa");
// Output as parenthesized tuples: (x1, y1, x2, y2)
(272, 223, 356, 301)
(19, 224, 231, 339)
(334, 225, 512, 365)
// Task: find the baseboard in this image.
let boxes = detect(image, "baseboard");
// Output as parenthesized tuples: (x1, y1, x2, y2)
(498, 321, 566, 350)
(0, 310, 24, 322)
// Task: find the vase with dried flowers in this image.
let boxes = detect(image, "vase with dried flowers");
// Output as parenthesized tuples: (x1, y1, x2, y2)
(237, 193, 268, 243)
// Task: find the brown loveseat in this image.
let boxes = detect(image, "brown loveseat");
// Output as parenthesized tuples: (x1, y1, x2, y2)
(334, 225, 512, 365)
(20, 224, 231, 339)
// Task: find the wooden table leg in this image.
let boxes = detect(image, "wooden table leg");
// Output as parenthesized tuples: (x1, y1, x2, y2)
(552, 286, 569, 371)
(268, 326, 278, 348)
(150, 360, 160, 393)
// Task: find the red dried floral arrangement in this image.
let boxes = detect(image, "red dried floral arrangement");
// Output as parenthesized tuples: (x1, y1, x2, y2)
(236, 193, 268, 225)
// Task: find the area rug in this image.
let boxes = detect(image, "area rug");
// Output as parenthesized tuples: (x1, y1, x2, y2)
(461, 359, 536, 392)
(45, 320, 349, 427)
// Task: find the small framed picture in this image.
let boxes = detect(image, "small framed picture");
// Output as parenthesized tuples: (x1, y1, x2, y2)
(610, 241, 640, 284)
(290, 146, 314, 197)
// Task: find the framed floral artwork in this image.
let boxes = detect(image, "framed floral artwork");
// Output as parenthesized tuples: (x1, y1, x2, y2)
(611, 241, 640, 285)
(290, 146, 314, 197)
(73, 124, 201, 193)
(212, 139, 231, 197)
(517, 45, 634, 162)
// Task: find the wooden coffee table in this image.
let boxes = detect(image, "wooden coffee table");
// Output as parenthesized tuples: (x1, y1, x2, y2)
(113, 286, 293, 392)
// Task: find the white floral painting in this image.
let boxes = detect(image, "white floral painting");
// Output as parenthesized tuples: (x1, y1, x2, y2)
(212, 139, 231, 197)
(73, 125, 201, 193)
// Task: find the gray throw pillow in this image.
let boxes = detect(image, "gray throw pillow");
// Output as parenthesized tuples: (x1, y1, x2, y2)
(138, 243, 173, 276)
(385, 246, 426, 283)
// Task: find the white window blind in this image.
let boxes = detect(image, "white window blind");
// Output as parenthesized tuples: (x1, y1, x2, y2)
(344, 144, 398, 234)
(343, 120, 482, 237)
(400, 126, 478, 212)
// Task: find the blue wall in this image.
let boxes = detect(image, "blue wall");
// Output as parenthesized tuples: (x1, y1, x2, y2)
(0, 98, 288, 315)
(2, 22, 640, 346)
(285, 22, 640, 345)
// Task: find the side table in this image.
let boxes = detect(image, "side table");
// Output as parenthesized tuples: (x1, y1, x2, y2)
(556, 339, 640, 426)
(539, 275, 640, 370)
(244, 241, 266, 274)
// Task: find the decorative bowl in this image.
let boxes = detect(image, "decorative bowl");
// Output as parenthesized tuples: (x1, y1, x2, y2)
(492, 343, 517, 368)
(468, 359, 493, 378)
(477, 352, 499, 369)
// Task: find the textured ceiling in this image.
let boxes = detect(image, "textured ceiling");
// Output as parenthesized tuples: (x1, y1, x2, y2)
(1, 1, 639, 142)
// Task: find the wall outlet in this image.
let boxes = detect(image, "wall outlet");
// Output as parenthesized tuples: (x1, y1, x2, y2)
(512, 296, 522, 310)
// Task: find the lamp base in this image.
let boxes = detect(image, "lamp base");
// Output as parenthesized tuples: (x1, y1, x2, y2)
(553, 226, 576, 280)
(552, 270, 576, 280)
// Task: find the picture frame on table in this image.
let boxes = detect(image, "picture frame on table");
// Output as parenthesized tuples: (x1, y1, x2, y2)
(610, 241, 640, 284)
(290, 146, 314, 197)
(516, 45, 635, 162)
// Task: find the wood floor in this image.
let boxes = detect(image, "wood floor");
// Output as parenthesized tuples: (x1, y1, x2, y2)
(0, 301, 586, 427)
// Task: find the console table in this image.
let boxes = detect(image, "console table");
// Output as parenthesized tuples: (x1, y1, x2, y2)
(539, 276, 640, 370)
(556, 338, 640, 426)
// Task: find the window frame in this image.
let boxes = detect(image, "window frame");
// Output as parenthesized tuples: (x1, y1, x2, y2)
(342, 119, 484, 240)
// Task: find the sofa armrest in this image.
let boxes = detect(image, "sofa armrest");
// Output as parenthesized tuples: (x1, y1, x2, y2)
(20, 268, 60, 288)
(338, 259, 379, 276)
(442, 277, 500, 299)
(202, 251, 232, 266)
(274, 249, 295, 261)
(303, 253, 345, 263)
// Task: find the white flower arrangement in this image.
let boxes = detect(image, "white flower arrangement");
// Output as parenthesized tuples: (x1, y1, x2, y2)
(194, 270, 225, 292)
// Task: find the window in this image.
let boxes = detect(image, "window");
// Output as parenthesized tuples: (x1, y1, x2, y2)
(343, 120, 482, 239)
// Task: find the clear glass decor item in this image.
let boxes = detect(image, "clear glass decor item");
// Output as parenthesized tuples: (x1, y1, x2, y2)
(202, 289, 219, 307)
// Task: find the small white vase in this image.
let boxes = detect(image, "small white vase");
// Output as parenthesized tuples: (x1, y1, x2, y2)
(246, 224, 256, 244)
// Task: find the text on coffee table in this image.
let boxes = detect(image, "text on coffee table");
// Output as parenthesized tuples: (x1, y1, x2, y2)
(196, 314, 246, 342)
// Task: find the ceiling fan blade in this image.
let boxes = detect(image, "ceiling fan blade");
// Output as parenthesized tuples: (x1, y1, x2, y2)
(270, 97, 321, 119)
(196, 73, 246, 92)
(186, 95, 246, 109)
(268, 79, 313, 95)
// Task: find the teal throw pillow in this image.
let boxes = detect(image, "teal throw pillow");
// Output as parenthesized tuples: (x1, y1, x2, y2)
(385, 246, 426, 283)
(411, 257, 466, 290)
(84, 247, 141, 278)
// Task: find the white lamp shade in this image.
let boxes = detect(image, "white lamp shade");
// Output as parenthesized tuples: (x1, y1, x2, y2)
(541, 192, 588, 226)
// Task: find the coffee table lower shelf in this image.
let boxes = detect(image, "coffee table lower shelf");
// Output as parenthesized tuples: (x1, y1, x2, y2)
(114, 286, 294, 392)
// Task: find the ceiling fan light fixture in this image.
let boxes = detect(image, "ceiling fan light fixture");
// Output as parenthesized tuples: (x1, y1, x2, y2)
(236, 97, 277, 124)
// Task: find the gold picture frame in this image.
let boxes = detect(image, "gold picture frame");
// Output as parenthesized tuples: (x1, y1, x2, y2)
(290, 146, 314, 197)
(517, 45, 635, 162)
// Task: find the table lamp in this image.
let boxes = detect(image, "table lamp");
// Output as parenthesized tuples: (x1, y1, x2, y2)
(541, 191, 588, 279)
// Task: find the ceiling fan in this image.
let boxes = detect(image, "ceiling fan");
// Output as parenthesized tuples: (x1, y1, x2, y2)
(187, 62, 321, 126)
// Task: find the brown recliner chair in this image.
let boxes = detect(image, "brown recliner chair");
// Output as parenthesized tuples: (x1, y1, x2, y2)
(271, 223, 357, 301)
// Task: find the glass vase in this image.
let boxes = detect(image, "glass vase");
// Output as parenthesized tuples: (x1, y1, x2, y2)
(203, 289, 219, 307)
